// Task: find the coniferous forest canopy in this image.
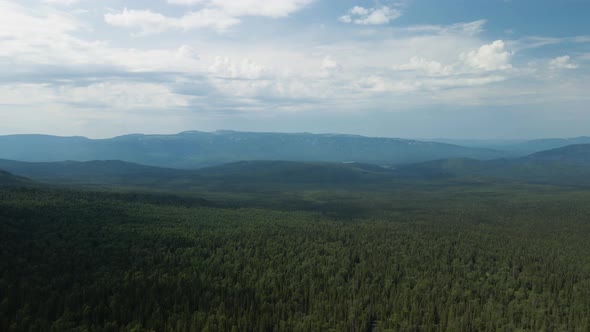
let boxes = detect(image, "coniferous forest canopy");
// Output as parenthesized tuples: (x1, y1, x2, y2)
(2, 173, 590, 331)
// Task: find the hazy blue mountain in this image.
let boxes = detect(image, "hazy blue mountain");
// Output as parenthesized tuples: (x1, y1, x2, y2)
(0, 131, 505, 168)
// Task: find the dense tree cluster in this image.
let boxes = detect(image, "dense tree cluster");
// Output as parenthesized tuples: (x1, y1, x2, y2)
(1, 187, 590, 331)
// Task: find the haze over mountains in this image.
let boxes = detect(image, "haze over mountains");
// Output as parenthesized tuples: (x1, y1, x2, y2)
(2, 143, 590, 189)
(2, 131, 588, 171)
(0, 131, 505, 168)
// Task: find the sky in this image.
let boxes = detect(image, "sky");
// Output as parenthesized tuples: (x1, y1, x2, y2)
(0, 0, 589, 139)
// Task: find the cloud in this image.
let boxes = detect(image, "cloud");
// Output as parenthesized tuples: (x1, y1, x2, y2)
(168, 0, 207, 4)
(104, 8, 239, 34)
(0, 82, 189, 110)
(42, 0, 81, 5)
(396, 57, 453, 75)
(198, 0, 315, 18)
(406, 19, 486, 36)
(1, 0, 587, 136)
(56, 82, 190, 109)
(461, 40, 512, 71)
(339, 6, 401, 25)
(321, 56, 342, 73)
(393, 39, 511, 77)
(453, 20, 486, 36)
(356, 75, 416, 93)
(106, 0, 315, 33)
(209, 56, 269, 79)
(549, 55, 578, 69)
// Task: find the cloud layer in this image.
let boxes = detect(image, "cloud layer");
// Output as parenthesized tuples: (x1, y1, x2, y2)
(339, 6, 401, 25)
(105, 0, 315, 33)
(0, 0, 588, 138)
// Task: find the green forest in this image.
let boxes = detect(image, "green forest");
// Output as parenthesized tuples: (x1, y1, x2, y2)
(2, 182, 590, 331)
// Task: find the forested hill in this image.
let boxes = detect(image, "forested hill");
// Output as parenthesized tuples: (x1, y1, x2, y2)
(0, 159, 193, 186)
(0, 170, 31, 186)
(392, 144, 590, 186)
(196, 160, 395, 184)
(2, 144, 590, 189)
(527, 144, 590, 164)
(0, 159, 396, 188)
(510, 137, 590, 154)
(0, 131, 504, 168)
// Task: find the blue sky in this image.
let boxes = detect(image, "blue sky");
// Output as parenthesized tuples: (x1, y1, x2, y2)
(0, 0, 588, 139)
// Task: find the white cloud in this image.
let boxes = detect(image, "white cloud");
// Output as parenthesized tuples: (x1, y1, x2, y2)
(405, 19, 486, 36)
(453, 20, 486, 36)
(396, 57, 453, 75)
(0, 1, 79, 37)
(209, 56, 269, 79)
(394, 39, 512, 77)
(1, 0, 586, 133)
(549, 55, 578, 69)
(461, 40, 512, 71)
(168, 0, 207, 4)
(321, 56, 342, 73)
(356, 76, 416, 93)
(350, 6, 369, 16)
(0, 82, 189, 110)
(339, 6, 401, 25)
(106, 0, 315, 33)
(0, 2, 208, 73)
(104, 8, 239, 34)
(57, 82, 189, 109)
(205, 0, 314, 18)
(42, 0, 81, 5)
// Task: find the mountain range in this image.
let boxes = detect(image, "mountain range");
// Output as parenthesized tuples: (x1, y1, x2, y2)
(1, 144, 589, 189)
(0, 131, 505, 168)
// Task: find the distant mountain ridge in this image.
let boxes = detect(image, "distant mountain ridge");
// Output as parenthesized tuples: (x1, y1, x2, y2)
(0, 130, 505, 168)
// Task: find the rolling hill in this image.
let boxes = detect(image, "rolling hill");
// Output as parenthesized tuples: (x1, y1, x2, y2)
(433, 137, 590, 154)
(393, 144, 590, 186)
(510, 137, 590, 154)
(527, 144, 590, 164)
(0, 131, 505, 168)
(0, 159, 194, 187)
(0, 170, 32, 186)
(0, 159, 397, 189)
(2, 144, 590, 189)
